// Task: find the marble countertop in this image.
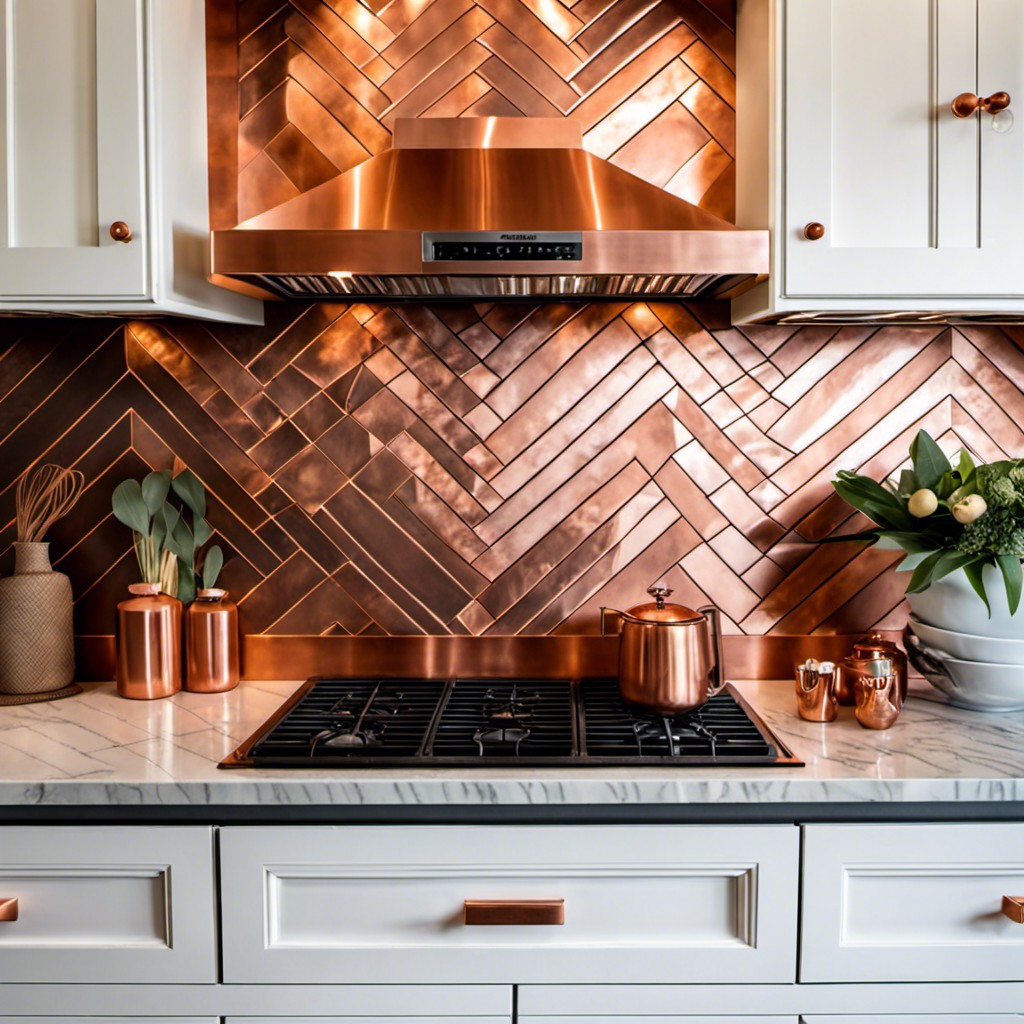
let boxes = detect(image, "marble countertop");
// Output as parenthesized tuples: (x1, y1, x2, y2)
(0, 678, 1022, 810)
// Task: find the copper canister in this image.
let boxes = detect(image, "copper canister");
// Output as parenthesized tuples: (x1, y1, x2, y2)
(185, 589, 239, 693)
(116, 583, 182, 700)
(837, 633, 908, 706)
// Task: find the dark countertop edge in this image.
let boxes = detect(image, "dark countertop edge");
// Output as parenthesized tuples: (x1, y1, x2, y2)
(2, 802, 1023, 826)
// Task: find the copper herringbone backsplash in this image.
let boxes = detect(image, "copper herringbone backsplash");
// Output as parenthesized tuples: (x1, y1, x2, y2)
(1, 2, 1021, 657)
(224, 0, 737, 223)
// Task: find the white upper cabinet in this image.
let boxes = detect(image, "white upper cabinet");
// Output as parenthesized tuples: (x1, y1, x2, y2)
(0, 0, 261, 322)
(735, 0, 1024, 322)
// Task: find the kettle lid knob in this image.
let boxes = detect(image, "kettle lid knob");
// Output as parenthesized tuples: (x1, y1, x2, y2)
(647, 584, 674, 610)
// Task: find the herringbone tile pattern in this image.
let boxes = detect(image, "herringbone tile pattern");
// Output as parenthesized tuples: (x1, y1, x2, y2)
(234, 0, 737, 221)
(1, 310, 1018, 638)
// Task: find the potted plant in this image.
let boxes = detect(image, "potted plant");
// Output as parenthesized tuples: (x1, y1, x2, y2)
(165, 469, 237, 693)
(111, 470, 183, 699)
(833, 430, 1024, 638)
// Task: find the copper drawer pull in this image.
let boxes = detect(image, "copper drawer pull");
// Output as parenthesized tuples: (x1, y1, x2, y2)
(803, 222, 825, 241)
(109, 221, 133, 243)
(1002, 895, 1024, 923)
(0, 898, 18, 922)
(463, 899, 565, 926)
(951, 91, 1011, 117)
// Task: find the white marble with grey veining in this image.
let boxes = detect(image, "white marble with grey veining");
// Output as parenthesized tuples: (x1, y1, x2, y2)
(0, 679, 1023, 807)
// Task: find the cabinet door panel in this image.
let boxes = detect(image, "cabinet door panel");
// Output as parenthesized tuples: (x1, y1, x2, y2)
(801, 823, 1024, 983)
(0, 0, 146, 298)
(0, 827, 216, 983)
(784, 0, 1024, 298)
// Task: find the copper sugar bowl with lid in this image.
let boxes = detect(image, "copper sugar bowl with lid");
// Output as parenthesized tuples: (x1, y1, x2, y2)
(601, 585, 724, 714)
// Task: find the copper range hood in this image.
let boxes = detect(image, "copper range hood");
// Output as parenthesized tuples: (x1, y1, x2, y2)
(210, 118, 768, 302)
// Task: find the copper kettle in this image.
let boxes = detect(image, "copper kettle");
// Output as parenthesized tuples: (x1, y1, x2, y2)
(601, 585, 724, 714)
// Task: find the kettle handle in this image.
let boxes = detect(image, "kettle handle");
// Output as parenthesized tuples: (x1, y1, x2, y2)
(600, 607, 622, 636)
(698, 605, 725, 695)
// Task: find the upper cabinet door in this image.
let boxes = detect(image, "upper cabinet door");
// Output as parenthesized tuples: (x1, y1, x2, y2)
(784, 0, 1024, 299)
(0, 0, 147, 299)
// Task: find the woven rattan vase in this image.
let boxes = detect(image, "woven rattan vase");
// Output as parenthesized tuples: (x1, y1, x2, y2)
(0, 542, 75, 694)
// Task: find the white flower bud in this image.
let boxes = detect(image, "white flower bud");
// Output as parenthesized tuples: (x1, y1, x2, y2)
(952, 493, 988, 524)
(907, 488, 938, 517)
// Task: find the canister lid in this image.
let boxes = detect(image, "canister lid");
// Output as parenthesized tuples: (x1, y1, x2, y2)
(621, 585, 704, 625)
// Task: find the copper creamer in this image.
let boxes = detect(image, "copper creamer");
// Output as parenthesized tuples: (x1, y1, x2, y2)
(185, 589, 240, 693)
(116, 583, 182, 700)
(602, 585, 723, 714)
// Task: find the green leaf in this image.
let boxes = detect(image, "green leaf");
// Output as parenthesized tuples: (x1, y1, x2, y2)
(898, 469, 918, 496)
(963, 559, 992, 617)
(833, 480, 913, 530)
(935, 470, 959, 501)
(929, 550, 980, 586)
(905, 550, 944, 593)
(875, 531, 940, 554)
(997, 554, 1023, 615)
(202, 545, 224, 590)
(161, 506, 190, 561)
(112, 480, 150, 536)
(956, 449, 976, 484)
(176, 562, 196, 605)
(909, 429, 952, 490)
(172, 469, 206, 520)
(141, 470, 171, 516)
(193, 517, 213, 548)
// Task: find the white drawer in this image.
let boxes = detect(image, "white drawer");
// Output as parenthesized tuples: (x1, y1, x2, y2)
(0, 1020, 216, 1024)
(0, 827, 216, 983)
(801, 824, 1024, 982)
(801, 1018, 1024, 1023)
(522, 1018, 797, 1024)
(220, 825, 799, 984)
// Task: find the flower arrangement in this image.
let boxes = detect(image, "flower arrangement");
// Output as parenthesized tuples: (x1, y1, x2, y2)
(833, 430, 1024, 614)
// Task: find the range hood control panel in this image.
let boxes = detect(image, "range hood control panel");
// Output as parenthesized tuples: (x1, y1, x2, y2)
(423, 231, 582, 262)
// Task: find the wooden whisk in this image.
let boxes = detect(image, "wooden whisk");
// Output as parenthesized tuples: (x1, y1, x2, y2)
(15, 464, 85, 543)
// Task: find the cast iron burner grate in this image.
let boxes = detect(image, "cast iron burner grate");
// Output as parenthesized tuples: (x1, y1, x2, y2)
(249, 679, 445, 763)
(224, 677, 800, 768)
(579, 678, 778, 763)
(431, 679, 575, 759)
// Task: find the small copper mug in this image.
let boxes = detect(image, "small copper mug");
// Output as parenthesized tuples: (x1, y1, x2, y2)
(854, 667, 901, 730)
(795, 659, 838, 722)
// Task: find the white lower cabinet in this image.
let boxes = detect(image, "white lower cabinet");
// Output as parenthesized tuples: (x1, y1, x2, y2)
(0, 1020, 216, 1024)
(801, 1019, 1024, 1023)
(219, 825, 800, 985)
(0, 826, 217, 983)
(801, 823, 1024, 982)
(520, 1018, 797, 1024)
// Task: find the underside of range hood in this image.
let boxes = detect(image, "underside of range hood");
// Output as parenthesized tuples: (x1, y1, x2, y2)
(211, 118, 768, 302)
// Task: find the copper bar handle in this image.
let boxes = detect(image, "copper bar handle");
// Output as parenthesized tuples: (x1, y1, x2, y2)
(803, 222, 825, 241)
(951, 91, 1011, 117)
(0, 898, 18, 922)
(463, 899, 565, 926)
(1002, 895, 1024, 923)
(110, 221, 133, 243)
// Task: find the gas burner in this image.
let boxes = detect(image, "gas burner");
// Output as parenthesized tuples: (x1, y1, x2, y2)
(311, 683, 404, 752)
(473, 684, 541, 755)
(632, 712, 718, 757)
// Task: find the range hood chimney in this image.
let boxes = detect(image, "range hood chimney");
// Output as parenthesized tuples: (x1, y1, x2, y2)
(211, 117, 768, 302)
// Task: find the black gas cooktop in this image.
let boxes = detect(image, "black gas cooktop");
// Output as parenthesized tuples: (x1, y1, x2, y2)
(221, 678, 801, 768)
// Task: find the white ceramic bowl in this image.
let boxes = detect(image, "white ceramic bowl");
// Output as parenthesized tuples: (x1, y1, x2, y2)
(909, 614, 1024, 665)
(905, 561, 1024, 639)
(908, 638, 1024, 711)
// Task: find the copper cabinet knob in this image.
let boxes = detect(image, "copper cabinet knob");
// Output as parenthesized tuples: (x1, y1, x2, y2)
(463, 899, 565, 925)
(109, 221, 133, 243)
(0, 898, 18, 922)
(803, 222, 825, 241)
(1002, 895, 1024, 923)
(951, 91, 1012, 117)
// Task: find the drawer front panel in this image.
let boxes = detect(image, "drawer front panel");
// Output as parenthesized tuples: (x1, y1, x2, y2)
(801, 824, 1024, 982)
(0, 827, 216, 983)
(220, 825, 799, 984)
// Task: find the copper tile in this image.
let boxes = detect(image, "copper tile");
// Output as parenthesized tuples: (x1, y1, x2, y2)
(264, 122, 340, 193)
(318, 414, 383, 476)
(584, 57, 697, 158)
(353, 447, 412, 502)
(291, 391, 344, 440)
(379, 0, 474, 66)
(422, 71, 492, 115)
(266, 576, 372, 635)
(390, 431, 489, 525)
(275, 444, 347, 512)
(265, 365, 321, 415)
(479, 22, 580, 109)
(292, 311, 379, 388)
(250, 421, 308, 474)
